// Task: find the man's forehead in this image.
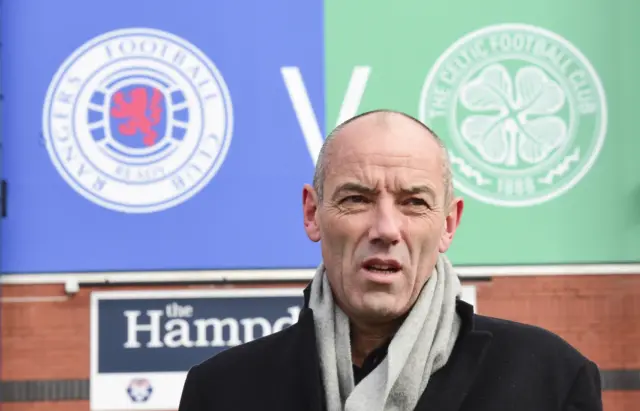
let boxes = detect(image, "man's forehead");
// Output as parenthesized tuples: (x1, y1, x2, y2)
(326, 152, 443, 188)
(323, 122, 444, 190)
(326, 113, 444, 167)
(330, 112, 439, 147)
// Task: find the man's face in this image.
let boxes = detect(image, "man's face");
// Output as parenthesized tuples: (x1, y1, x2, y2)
(303, 115, 463, 324)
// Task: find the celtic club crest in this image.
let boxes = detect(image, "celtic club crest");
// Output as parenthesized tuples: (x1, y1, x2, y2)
(420, 23, 607, 207)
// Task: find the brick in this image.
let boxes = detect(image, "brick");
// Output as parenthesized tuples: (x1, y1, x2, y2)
(603, 391, 640, 411)
(474, 275, 640, 369)
(0, 401, 87, 411)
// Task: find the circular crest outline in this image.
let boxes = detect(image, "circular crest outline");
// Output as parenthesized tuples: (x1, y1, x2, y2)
(419, 23, 608, 207)
(42, 27, 234, 213)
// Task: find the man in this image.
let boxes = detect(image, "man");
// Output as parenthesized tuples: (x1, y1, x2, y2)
(178, 110, 602, 411)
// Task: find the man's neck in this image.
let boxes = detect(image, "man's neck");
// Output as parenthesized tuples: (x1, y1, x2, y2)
(350, 320, 399, 366)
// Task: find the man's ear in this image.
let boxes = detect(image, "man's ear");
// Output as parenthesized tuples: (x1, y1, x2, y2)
(302, 184, 321, 242)
(439, 197, 464, 253)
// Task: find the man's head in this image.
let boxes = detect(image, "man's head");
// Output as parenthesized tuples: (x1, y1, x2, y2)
(302, 109, 463, 325)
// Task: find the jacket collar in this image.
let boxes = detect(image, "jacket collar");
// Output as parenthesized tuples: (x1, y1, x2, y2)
(302, 281, 312, 307)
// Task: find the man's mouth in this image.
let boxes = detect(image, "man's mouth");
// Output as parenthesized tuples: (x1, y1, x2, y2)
(362, 258, 402, 274)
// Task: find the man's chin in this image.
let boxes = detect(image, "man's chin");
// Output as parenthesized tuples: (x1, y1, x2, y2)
(356, 295, 405, 322)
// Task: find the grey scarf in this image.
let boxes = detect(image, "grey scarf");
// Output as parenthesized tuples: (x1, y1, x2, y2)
(308, 254, 462, 411)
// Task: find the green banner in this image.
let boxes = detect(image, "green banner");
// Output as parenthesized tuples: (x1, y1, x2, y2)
(325, 0, 639, 265)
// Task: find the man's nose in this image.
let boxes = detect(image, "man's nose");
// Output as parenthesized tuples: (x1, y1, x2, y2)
(368, 201, 402, 245)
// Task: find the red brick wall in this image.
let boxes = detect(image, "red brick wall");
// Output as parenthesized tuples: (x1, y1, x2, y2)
(1, 402, 88, 411)
(1, 275, 638, 411)
(471, 275, 640, 371)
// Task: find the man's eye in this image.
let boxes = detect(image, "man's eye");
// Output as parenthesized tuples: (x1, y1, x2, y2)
(342, 195, 369, 204)
(404, 198, 428, 207)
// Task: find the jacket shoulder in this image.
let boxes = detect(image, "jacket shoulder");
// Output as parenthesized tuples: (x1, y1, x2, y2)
(178, 325, 300, 410)
(468, 314, 602, 409)
(471, 312, 599, 391)
(196, 318, 300, 375)
(474, 314, 579, 354)
(473, 313, 589, 362)
(178, 313, 321, 410)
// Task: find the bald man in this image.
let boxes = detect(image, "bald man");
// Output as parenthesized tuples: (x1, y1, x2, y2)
(178, 110, 602, 411)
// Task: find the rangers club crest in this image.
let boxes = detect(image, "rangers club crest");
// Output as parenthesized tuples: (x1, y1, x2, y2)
(42, 28, 234, 213)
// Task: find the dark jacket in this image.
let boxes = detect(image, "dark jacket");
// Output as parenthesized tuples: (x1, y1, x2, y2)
(178, 286, 602, 411)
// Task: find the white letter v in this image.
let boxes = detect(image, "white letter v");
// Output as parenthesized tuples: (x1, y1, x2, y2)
(282, 66, 371, 166)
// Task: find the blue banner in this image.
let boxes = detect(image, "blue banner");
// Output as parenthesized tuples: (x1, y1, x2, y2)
(2, 0, 324, 273)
